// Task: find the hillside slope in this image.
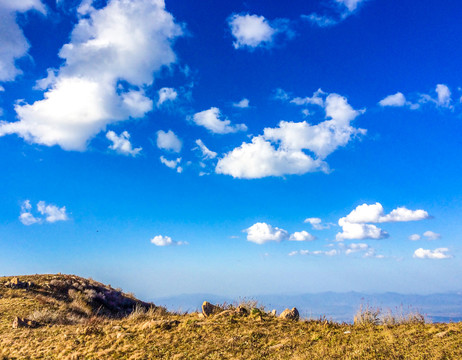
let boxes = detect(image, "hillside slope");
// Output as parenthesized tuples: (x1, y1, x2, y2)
(0, 274, 153, 328)
(0, 274, 462, 359)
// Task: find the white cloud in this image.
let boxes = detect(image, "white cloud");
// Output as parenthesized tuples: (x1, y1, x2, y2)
(195, 139, 217, 159)
(157, 87, 177, 107)
(336, 203, 430, 241)
(435, 84, 451, 107)
(345, 243, 369, 255)
(150, 235, 187, 246)
(0, 1, 45, 82)
(216, 136, 327, 179)
(244, 222, 289, 244)
(342, 203, 429, 224)
(343, 242, 384, 258)
(290, 89, 325, 107)
(0, 0, 182, 150)
(423, 230, 441, 240)
(383, 84, 454, 111)
(37, 201, 68, 222)
(303, 0, 367, 28)
(336, 220, 388, 241)
(19, 200, 40, 225)
(160, 156, 182, 172)
(304, 217, 331, 230)
(289, 231, 315, 242)
(156, 130, 182, 153)
(216, 91, 365, 179)
(378, 92, 407, 107)
(106, 130, 141, 156)
(336, 0, 365, 12)
(413, 248, 451, 260)
(290, 249, 338, 256)
(303, 14, 338, 27)
(20, 200, 68, 225)
(191, 107, 247, 134)
(409, 234, 421, 241)
(244, 222, 317, 244)
(228, 14, 281, 49)
(19, 212, 41, 226)
(324, 249, 338, 256)
(273, 88, 290, 101)
(233, 98, 250, 108)
(265, 93, 365, 159)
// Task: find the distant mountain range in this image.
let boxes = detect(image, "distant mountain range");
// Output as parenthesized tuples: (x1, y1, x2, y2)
(151, 292, 462, 323)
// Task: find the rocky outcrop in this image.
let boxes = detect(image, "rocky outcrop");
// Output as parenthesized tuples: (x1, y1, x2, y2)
(201, 301, 221, 317)
(4, 277, 33, 289)
(236, 305, 248, 316)
(279, 307, 299, 321)
(12, 317, 39, 329)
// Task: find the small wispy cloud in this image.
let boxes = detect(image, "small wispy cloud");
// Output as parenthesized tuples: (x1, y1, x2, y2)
(413, 248, 451, 259)
(160, 156, 183, 173)
(157, 87, 178, 107)
(19, 200, 69, 225)
(244, 222, 315, 244)
(233, 98, 250, 108)
(336, 202, 429, 241)
(409, 231, 441, 241)
(228, 14, 293, 50)
(379, 84, 454, 111)
(106, 130, 142, 156)
(156, 130, 182, 153)
(150, 235, 187, 246)
(304, 217, 332, 230)
(302, 0, 368, 28)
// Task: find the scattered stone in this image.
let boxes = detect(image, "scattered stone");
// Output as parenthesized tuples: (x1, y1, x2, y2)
(5, 277, 30, 289)
(271, 309, 277, 317)
(12, 317, 39, 329)
(344, 331, 351, 334)
(279, 307, 299, 321)
(201, 301, 220, 317)
(197, 312, 205, 319)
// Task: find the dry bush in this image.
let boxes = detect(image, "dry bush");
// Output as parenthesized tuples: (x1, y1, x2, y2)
(381, 307, 425, 326)
(354, 304, 381, 326)
(355, 304, 426, 326)
(68, 289, 93, 316)
(29, 308, 84, 325)
(234, 298, 266, 312)
(127, 304, 168, 321)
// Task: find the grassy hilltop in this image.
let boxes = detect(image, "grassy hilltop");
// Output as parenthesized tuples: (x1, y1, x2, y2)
(0, 274, 461, 359)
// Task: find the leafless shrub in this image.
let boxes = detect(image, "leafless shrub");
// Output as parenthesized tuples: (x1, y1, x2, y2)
(354, 304, 381, 326)
(29, 309, 85, 325)
(127, 304, 168, 320)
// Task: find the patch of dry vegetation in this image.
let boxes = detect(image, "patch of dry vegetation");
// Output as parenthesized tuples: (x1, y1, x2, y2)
(0, 274, 461, 359)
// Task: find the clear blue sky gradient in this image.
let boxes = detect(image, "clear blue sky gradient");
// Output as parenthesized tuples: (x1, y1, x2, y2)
(1, 0, 461, 299)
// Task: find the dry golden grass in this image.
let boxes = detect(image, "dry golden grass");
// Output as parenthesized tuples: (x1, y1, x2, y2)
(0, 274, 461, 359)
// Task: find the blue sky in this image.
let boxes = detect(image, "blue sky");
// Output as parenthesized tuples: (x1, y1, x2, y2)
(1, 0, 461, 299)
